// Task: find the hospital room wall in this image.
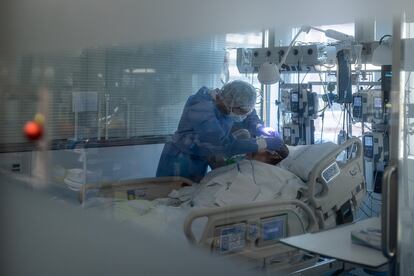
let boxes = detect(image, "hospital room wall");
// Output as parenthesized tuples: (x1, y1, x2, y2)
(0, 144, 164, 183)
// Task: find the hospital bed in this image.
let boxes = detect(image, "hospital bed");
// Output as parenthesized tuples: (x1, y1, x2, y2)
(78, 138, 365, 273)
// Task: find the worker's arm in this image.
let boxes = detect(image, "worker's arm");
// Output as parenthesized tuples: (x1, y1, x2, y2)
(189, 102, 283, 157)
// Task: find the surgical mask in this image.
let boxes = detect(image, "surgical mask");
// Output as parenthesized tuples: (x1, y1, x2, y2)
(228, 113, 247, 122)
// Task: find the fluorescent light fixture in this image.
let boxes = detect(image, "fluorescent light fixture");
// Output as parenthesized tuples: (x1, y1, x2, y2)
(124, 68, 157, 74)
(132, 68, 156, 74)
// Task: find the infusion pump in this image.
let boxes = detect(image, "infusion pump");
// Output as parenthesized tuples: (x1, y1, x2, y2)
(352, 89, 383, 124)
(280, 86, 319, 145)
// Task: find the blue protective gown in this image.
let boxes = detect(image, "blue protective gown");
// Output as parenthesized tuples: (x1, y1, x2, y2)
(156, 87, 262, 182)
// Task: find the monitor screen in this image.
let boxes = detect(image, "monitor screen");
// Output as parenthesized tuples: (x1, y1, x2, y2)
(218, 223, 246, 253)
(364, 136, 373, 146)
(291, 93, 299, 102)
(374, 97, 382, 108)
(261, 216, 285, 241)
(353, 96, 362, 106)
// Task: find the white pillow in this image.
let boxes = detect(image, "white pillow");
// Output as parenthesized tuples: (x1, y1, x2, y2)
(279, 143, 338, 181)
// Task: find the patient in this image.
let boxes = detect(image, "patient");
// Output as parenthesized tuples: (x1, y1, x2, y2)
(209, 128, 289, 168)
(247, 144, 289, 165)
(179, 141, 303, 208)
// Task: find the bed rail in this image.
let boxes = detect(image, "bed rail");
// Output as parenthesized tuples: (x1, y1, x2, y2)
(183, 199, 318, 245)
(307, 138, 365, 227)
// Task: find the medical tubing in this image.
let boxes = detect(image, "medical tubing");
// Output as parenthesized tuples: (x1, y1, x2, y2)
(256, 137, 267, 151)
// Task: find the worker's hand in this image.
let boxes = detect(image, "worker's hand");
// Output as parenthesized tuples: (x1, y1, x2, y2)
(256, 125, 279, 137)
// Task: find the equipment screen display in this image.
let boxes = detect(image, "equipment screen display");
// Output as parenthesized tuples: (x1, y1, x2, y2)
(291, 93, 299, 102)
(365, 136, 373, 146)
(261, 216, 285, 241)
(219, 223, 246, 253)
(374, 97, 382, 108)
(353, 96, 362, 106)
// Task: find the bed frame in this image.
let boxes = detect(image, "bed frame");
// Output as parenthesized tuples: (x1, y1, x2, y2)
(77, 138, 366, 273)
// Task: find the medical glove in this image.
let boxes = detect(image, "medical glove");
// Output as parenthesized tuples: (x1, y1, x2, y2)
(257, 126, 278, 137)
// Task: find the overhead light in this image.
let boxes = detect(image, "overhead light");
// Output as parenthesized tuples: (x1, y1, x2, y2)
(372, 39, 392, 66)
(258, 62, 280, 85)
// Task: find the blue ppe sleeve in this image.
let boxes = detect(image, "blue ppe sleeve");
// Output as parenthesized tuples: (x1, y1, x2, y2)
(194, 106, 258, 157)
(224, 137, 259, 156)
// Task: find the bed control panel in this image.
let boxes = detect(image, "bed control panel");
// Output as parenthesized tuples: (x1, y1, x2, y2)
(257, 215, 287, 247)
(214, 223, 247, 254)
(213, 215, 287, 254)
(321, 162, 341, 184)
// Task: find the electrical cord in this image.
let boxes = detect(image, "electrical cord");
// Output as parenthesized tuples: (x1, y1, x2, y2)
(248, 160, 258, 186)
(379, 34, 392, 44)
(300, 71, 309, 85)
(367, 77, 382, 91)
(318, 104, 329, 113)
(320, 111, 325, 143)
(318, 71, 332, 108)
(334, 110, 345, 142)
(405, 72, 412, 89)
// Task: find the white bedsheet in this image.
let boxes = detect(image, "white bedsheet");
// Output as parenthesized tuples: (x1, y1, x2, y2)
(85, 198, 196, 241)
(188, 160, 306, 208)
(85, 160, 308, 240)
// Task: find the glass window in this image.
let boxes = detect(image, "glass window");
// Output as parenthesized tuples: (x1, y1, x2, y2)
(0, 33, 265, 152)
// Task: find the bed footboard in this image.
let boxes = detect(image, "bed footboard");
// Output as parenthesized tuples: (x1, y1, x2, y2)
(184, 199, 318, 249)
(79, 176, 193, 203)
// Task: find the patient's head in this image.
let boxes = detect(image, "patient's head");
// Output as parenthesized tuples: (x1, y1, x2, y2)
(248, 145, 289, 165)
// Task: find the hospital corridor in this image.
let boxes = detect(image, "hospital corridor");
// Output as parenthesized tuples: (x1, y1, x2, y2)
(1, 0, 414, 275)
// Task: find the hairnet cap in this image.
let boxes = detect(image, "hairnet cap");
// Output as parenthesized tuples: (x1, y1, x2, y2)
(220, 80, 257, 114)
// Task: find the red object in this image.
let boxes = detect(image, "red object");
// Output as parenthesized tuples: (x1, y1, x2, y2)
(23, 121, 43, 140)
